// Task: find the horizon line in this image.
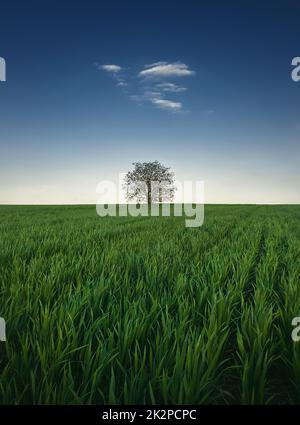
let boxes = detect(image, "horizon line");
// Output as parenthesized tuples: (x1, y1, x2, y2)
(0, 203, 299, 207)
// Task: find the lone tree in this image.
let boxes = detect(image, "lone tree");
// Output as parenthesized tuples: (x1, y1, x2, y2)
(124, 161, 175, 204)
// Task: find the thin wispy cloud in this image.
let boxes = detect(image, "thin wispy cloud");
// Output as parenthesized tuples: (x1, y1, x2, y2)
(130, 90, 162, 103)
(98, 60, 195, 112)
(130, 90, 182, 112)
(99, 64, 122, 73)
(203, 109, 216, 116)
(97, 63, 127, 87)
(151, 98, 182, 112)
(156, 82, 187, 93)
(138, 62, 195, 78)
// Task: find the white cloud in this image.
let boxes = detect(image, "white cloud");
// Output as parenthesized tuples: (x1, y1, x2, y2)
(130, 90, 162, 103)
(139, 62, 195, 78)
(99, 64, 122, 73)
(98, 63, 128, 87)
(156, 82, 187, 93)
(116, 81, 127, 87)
(96, 61, 194, 112)
(144, 61, 167, 68)
(203, 109, 216, 116)
(151, 98, 182, 111)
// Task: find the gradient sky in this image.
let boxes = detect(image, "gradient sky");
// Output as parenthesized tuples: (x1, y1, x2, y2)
(0, 0, 300, 204)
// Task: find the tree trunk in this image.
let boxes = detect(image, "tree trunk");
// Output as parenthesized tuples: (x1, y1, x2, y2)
(159, 187, 162, 203)
(147, 182, 151, 205)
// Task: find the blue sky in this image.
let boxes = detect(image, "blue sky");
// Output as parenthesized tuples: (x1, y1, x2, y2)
(0, 0, 300, 204)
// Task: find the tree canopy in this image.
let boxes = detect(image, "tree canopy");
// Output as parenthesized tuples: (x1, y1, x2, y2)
(124, 161, 175, 204)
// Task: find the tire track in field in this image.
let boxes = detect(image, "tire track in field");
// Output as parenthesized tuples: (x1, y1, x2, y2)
(181, 213, 263, 403)
(217, 217, 268, 403)
(243, 222, 267, 305)
(267, 219, 297, 404)
(226, 215, 291, 404)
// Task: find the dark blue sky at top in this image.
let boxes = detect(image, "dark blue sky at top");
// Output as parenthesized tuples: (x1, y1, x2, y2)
(0, 0, 299, 203)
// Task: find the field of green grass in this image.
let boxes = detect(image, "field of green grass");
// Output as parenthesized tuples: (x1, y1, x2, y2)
(0, 204, 300, 404)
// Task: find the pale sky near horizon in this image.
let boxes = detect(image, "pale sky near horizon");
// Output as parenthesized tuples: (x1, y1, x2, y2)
(1, 0, 300, 205)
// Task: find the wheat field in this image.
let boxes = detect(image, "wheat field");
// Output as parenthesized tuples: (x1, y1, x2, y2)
(0, 205, 299, 404)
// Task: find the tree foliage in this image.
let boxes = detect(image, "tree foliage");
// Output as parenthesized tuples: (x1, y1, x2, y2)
(124, 161, 175, 204)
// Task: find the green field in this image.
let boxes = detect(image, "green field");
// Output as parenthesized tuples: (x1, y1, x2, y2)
(0, 204, 300, 404)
